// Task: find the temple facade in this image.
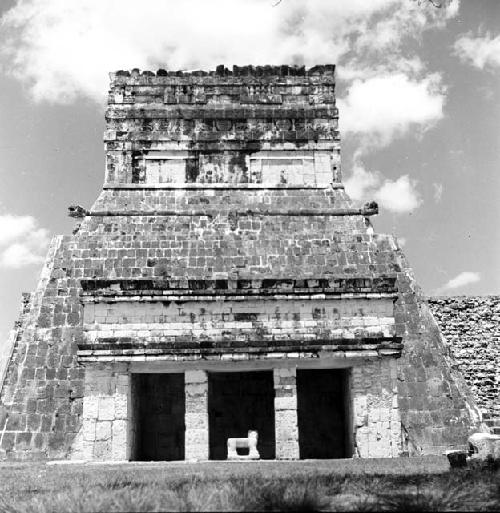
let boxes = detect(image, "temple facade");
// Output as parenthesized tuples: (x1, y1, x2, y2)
(0, 65, 482, 461)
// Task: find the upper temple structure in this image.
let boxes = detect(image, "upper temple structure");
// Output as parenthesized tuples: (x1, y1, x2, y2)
(0, 65, 486, 461)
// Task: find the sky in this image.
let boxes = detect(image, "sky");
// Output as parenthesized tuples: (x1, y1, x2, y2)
(0, 0, 499, 345)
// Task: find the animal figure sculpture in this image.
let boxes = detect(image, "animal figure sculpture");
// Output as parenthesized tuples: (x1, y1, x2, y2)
(227, 430, 260, 460)
(468, 432, 500, 459)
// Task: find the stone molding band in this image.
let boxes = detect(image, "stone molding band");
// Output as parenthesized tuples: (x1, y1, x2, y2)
(81, 293, 399, 302)
(77, 341, 403, 358)
(69, 205, 378, 218)
(102, 184, 345, 190)
(80, 277, 397, 295)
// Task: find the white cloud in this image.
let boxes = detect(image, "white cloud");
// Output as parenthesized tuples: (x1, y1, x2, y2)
(454, 32, 500, 70)
(344, 160, 422, 214)
(0, 0, 388, 102)
(433, 182, 443, 202)
(0, 214, 49, 268)
(374, 175, 422, 213)
(344, 162, 380, 201)
(338, 73, 445, 147)
(438, 271, 481, 293)
(0, 0, 458, 104)
(0, 243, 45, 268)
(0, 215, 37, 245)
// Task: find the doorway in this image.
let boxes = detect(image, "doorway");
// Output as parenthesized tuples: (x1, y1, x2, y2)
(297, 368, 350, 459)
(208, 371, 275, 460)
(134, 373, 185, 461)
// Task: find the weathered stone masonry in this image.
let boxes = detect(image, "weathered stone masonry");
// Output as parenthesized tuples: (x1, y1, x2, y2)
(0, 65, 482, 461)
(428, 296, 499, 428)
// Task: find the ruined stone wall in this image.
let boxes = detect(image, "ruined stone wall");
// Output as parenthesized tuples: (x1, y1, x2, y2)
(0, 65, 484, 460)
(428, 296, 499, 420)
(104, 65, 340, 188)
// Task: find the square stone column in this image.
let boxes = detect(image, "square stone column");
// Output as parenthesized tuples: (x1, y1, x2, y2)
(185, 370, 209, 461)
(274, 367, 300, 459)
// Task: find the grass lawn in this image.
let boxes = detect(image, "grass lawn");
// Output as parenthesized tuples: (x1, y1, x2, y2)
(0, 457, 498, 512)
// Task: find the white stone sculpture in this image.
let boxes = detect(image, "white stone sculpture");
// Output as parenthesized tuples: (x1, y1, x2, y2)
(468, 432, 500, 459)
(227, 430, 260, 460)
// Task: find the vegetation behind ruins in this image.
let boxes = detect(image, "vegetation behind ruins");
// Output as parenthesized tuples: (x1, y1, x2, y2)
(0, 458, 498, 512)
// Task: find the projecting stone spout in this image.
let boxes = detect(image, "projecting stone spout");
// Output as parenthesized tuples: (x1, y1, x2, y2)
(68, 205, 89, 218)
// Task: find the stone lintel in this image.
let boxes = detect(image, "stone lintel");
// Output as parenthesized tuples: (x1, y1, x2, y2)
(81, 293, 399, 303)
(77, 338, 402, 351)
(77, 346, 403, 364)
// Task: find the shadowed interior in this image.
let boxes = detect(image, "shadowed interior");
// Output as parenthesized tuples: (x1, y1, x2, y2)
(135, 373, 185, 461)
(297, 368, 350, 459)
(208, 371, 276, 460)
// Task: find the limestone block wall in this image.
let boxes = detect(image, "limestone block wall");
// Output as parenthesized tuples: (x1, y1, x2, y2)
(428, 296, 499, 419)
(72, 364, 130, 461)
(0, 293, 31, 394)
(351, 358, 401, 458)
(67, 360, 402, 461)
(82, 296, 396, 350)
(0, 236, 85, 461)
(104, 65, 341, 187)
(393, 254, 482, 455)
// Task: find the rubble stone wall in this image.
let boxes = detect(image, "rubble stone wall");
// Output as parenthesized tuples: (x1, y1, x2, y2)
(428, 296, 499, 419)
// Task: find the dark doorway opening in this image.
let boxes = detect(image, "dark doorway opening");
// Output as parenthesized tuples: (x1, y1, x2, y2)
(297, 368, 350, 459)
(208, 371, 275, 460)
(134, 373, 185, 461)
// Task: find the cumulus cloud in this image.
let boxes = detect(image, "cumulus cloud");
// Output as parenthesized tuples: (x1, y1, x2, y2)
(344, 162, 380, 201)
(437, 271, 481, 293)
(0, 0, 458, 107)
(374, 175, 422, 213)
(0, 215, 38, 246)
(0, 0, 387, 102)
(0, 215, 49, 268)
(344, 160, 422, 214)
(454, 32, 500, 70)
(338, 73, 445, 147)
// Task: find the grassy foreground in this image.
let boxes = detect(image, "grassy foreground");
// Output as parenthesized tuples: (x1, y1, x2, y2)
(0, 457, 498, 512)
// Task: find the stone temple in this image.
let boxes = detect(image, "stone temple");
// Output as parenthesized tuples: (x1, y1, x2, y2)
(0, 65, 486, 461)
